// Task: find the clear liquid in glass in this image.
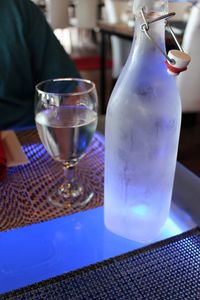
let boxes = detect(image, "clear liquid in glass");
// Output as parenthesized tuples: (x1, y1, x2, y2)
(35, 106, 97, 163)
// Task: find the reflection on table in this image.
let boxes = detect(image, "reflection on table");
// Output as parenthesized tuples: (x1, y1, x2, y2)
(0, 129, 199, 295)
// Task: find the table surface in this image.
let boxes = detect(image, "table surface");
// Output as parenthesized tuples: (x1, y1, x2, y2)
(0, 129, 199, 295)
(98, 20, 186, 40)
(0, 130, 104, 232)
(99, 21, 133, 38)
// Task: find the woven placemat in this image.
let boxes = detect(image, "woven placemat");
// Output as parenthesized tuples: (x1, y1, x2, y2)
(1, 227, 199, 299)
(0, 130, 104, 232)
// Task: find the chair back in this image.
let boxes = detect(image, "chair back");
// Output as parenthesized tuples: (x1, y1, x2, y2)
(177, 3, 200, 112)
(46, 0, 70, 30)
(104, 0, 132, 79)
(104, 0, 124, 23)
(75, 0, 98, 29)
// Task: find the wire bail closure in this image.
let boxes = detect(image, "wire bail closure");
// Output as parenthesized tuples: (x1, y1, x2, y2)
(140, 8, 191, 76)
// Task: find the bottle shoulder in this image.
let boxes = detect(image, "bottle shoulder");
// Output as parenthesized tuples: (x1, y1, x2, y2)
(108, 69, 180, 103)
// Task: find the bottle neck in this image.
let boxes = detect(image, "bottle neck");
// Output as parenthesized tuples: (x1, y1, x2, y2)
(130, 13, 166, 69)
(133, 0, 168, 16)
(132, 13, 166, 64)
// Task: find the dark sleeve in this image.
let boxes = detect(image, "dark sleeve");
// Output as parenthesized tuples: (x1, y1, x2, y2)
(22, 0, 80, 85)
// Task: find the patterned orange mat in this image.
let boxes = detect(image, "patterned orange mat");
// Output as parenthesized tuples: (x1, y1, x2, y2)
(0, 130, 104, 232)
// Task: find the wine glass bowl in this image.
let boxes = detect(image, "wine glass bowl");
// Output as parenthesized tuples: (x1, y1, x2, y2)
(35, 78, 98, 208)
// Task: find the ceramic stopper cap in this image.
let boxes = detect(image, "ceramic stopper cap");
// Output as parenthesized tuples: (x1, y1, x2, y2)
(166, 49, 191, 76)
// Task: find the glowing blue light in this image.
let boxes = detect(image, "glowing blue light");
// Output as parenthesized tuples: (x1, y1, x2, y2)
(23, 143, 44, 153)
(0, 206, 197, 294)
(159, 204, 196, 239)
(163, 217, 182, 235)
(131, 204, 149, 217)
(22, 143, 47, 160)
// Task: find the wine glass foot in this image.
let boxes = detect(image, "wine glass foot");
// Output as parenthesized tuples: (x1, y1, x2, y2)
(48, 183, 94, 208)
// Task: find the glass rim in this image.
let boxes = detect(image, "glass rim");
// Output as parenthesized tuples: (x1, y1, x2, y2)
(35, 78, 96, 97)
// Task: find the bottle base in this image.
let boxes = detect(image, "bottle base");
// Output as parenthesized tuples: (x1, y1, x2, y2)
(104, 214, 166, 244)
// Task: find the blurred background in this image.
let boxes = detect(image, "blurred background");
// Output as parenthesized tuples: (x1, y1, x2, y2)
(32, 0, 200, 176)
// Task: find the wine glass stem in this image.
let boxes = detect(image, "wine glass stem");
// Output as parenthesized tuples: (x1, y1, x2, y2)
(63, 162, 76, 184)
(59, 161, 83, 199)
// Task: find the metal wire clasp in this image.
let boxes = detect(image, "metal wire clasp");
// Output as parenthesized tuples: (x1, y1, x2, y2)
(140, 8, 183, 65)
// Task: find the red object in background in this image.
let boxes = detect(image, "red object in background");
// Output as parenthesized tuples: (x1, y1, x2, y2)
(72, 55, 112, 71)
(0, 133, 7, 181)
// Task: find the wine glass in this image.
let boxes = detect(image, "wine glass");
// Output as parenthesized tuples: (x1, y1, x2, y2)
(35, 78, 98, 208)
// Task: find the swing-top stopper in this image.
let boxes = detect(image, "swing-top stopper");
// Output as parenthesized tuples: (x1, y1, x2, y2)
(165, 50, 191, 76)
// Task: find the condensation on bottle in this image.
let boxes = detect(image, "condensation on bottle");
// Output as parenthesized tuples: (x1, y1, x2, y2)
(104, 0, 183, 243)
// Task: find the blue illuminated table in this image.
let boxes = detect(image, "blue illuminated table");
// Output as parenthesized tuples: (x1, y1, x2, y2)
(0, 130, 199, 295)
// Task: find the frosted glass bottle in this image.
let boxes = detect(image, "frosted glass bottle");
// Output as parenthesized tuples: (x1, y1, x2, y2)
(104, 1, 182, 243)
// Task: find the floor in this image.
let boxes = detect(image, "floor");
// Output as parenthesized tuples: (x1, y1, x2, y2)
(57, 28, 200, 177)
